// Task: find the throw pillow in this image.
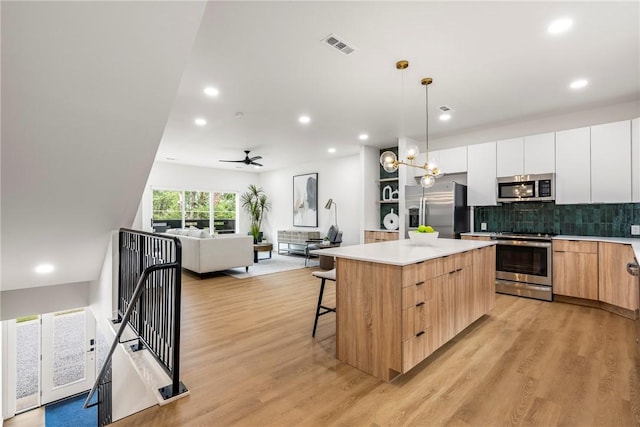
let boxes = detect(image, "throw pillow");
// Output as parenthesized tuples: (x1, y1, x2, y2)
(197, 230, 213, 239)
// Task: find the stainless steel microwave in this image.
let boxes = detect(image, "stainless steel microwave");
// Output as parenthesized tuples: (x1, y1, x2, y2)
(496, 173, 555, 202)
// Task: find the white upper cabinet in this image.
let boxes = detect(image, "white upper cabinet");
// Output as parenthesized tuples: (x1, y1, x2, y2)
(467, 141, 497, 206)
(496, 138, 524, 177)
(413, 146, 467, 178)
(524, 132, 555, 174)
(632, 118, 640, 202)
(590, 120, 631, 203)
(432, 146, 468, 174)
(555, 127, 591, 205)
(497, 133, 555, 177)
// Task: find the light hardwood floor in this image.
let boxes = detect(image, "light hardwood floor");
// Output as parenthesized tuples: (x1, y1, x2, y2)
(7, 267, 640, 426)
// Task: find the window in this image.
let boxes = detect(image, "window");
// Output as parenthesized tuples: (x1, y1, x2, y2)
(184, 191, 211, 230)
(152, 189, 238, 233)
(213, 192, 236, 234)
(152, 190, 182, 229)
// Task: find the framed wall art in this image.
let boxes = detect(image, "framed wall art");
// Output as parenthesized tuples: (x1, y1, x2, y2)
(293, 172, 318, 227)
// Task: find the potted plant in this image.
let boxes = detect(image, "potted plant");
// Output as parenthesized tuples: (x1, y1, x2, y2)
(240, 184, 271, 243)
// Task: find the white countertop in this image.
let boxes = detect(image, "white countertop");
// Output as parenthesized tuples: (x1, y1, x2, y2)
(461, 232, 640, 262)
(365, 229, 399, 233)
(310, 238, 495, 266)
(554, 235, 640, 262)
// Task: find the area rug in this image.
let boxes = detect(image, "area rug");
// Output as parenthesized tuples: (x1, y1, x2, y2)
(45, 392, 96, 427)
(223, 253, 311, 279)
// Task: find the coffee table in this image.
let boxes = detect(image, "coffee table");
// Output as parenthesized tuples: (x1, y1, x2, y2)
(253, 242, 273, 263)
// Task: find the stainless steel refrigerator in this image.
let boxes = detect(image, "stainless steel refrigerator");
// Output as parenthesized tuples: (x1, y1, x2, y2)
(405, 181, 470, 239)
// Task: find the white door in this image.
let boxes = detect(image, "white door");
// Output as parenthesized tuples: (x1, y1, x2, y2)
(41, 308, 96, 404)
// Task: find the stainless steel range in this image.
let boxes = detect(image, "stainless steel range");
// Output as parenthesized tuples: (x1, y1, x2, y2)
(492, 232, 554, 301)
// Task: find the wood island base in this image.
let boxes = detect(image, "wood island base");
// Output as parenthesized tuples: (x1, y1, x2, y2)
(335, 245, 496, 382)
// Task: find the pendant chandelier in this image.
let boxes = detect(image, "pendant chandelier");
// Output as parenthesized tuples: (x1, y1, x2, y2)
(379, 60, 444, 188)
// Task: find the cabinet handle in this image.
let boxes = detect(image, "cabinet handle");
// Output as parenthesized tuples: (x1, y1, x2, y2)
(416, 302, 425, 307)
(416, 331, 425, 337)
(415, 281, 424, 286)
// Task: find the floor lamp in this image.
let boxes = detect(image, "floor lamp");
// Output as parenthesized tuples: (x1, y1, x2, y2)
(324, 199, 337, 227)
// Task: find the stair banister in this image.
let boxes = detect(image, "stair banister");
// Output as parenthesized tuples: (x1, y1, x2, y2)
(83, 261, 178, 409)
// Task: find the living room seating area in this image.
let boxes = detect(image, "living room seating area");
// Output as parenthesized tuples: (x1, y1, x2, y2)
(164, 229, 253, 276)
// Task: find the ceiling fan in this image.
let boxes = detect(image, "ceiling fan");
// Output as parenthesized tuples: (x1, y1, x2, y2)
(219, 150, 263, 167)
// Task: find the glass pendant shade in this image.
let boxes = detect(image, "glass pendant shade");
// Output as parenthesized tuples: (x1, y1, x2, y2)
(379, 151, 399, 173)
(405, 145, 420, 160)
(383, 163, 398, 173)
(420, 174, 435, 188)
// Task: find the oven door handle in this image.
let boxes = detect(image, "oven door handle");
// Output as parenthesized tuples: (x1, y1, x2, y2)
(496, 239, 551, 248)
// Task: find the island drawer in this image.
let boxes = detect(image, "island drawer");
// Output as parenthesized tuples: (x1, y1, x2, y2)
(402, 300, 432, 341)
(402, 259, 445, 287)
(443, 251, 473, 273)
(402, 278, 434, 309)
(402, 326, 433, 373)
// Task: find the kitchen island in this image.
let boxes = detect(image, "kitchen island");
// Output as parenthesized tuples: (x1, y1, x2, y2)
(312, 238, 496, 382)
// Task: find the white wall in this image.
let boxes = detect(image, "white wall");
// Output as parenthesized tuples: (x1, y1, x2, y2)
(90, 232, 118, 323)
(430, 100, 640, 150)
(260, 154, 361, 247)
(140, 162, 259, 234)
(0, 282, 90, 321)
(1, 1, 206, 292)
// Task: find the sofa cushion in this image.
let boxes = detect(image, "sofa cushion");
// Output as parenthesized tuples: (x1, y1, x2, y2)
(187, 229, 212, 238)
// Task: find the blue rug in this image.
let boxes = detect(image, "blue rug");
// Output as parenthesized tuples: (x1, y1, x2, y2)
(45, 392, 96, 427)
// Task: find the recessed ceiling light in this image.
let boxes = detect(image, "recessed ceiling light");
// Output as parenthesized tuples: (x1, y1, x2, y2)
(439, 113, 451, 121)
(194, 118, 207, 126)
(328, 148, 336, 153)
(358, 134, 369, 141)
(570, 79, 588, 89)
(254, 165, 262, 169)
(204, 87, 219, 96)
(299, 115, 311, 124)
(548, 18, 573, 34)
(35, 264, 54, 274)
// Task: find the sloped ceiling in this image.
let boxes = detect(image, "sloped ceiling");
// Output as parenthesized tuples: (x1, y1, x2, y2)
(1, 1, 206, 290)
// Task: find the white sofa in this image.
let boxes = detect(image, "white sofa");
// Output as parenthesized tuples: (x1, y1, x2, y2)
(164, 229, 253, 275)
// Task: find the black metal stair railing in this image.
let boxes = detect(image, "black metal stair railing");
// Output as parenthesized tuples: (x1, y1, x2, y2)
(97, 359, 112, 427)
(84, 228, 186, 420)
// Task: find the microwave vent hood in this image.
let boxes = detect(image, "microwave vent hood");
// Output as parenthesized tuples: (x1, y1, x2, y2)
(496, 173, 555, 202)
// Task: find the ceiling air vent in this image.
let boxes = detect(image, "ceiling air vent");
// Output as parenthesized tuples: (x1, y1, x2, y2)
(322, 33, 357, 55)
(438, 105, 454, 112)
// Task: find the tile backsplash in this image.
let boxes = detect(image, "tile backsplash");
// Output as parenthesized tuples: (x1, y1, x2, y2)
(474, 202, 640, 237)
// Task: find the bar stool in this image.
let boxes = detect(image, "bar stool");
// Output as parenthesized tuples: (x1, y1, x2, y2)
(311, 268, 336, 337)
